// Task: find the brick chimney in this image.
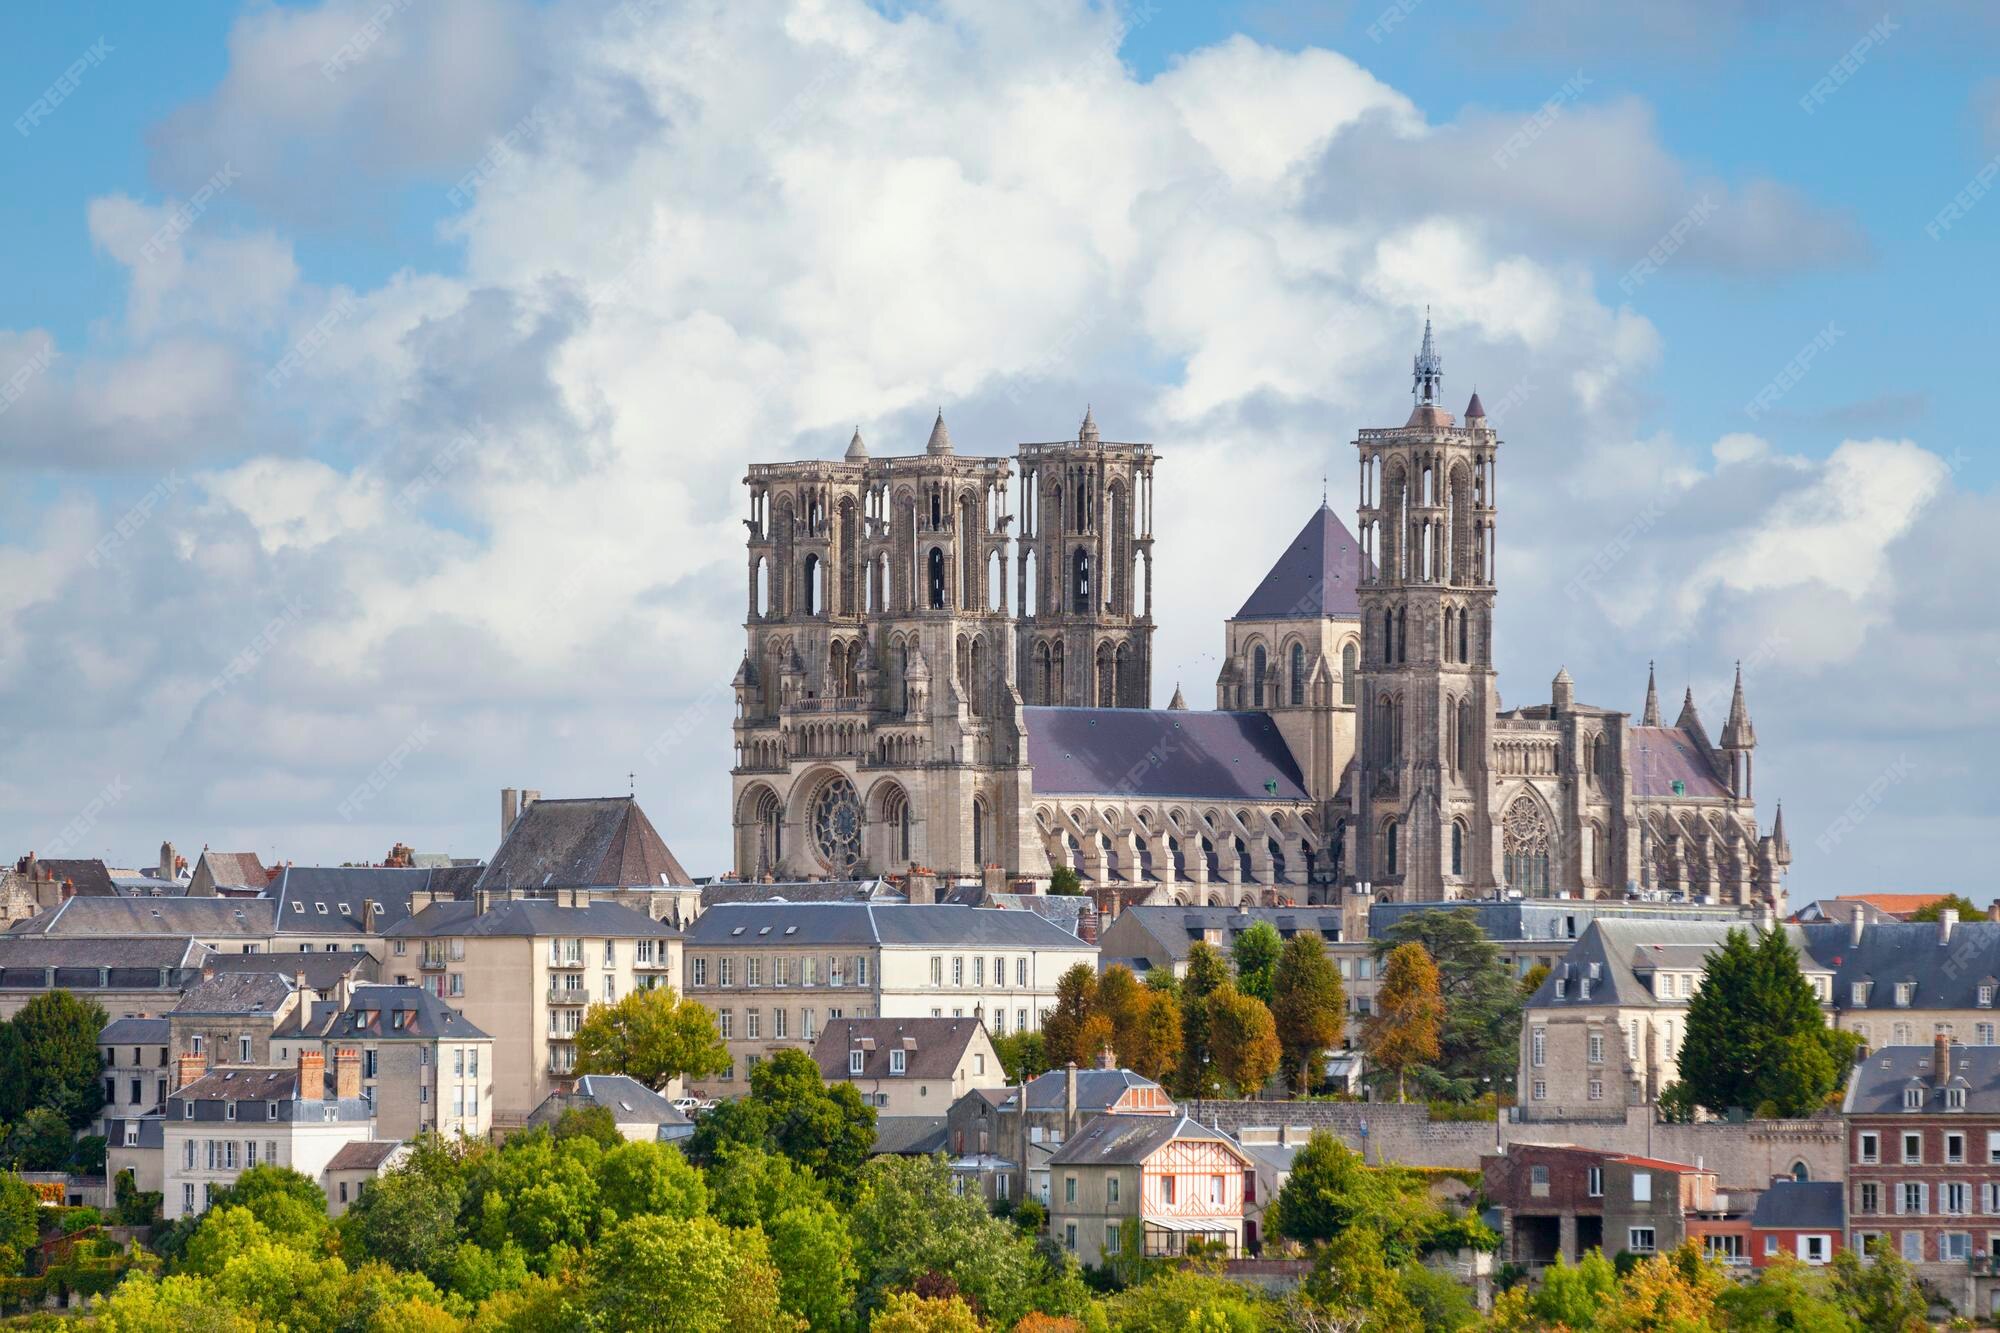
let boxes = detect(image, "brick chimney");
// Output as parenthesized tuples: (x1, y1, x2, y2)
(1096, 1045, 1116, 1071)
(982, 863, 1006, 899)
(1939, 908, 1959, 946)
(1077, 900, 1099, 945)
(298, 1049, 326, 1100)
(1935, 1032, 1953, 1089)
(1064, 1061, 1079, 1139)
(907, 868, 937, 906)
(502, 788, 519, 838)
(333, 1047, 362, 1101)
(175, 1050, 207, 1091)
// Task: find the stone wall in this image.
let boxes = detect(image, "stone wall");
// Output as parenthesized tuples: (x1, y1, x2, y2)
(1181, 1100, 1849, 1187)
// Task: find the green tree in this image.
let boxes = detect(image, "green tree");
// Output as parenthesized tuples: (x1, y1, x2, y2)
(1716, 1254, 1857, 1332)
(596, 1140, 709, 1222)
(1298, 1226, 1420, 1333)
(1047, 866, 1083, 895)
(767, 1200, 858, 1331)
(1372, 908, 1523, 1098)
(1209, 985, 1281, 1097)
(706, 1143, 828, 1228)
(4, 1105, 75, 1170)
(573, 985, 730, 1089)
(0, 990, 107, 1128)
(341, 1159, 465, 1279)
(86, 1271, 258, 1333)
(1518, 962, 1551, 997)
(1171, 942, 1231, 1097)
(0, 1172, 40, 1275)
(1681, 927, 1852, 1116)
(1908, 893, 1981, 922)
(551, 1104, 622, 1148)
(202, 1165, 332, 1250)
(1230, 921, 1283, 1004)
(1365, 942, 1444, 1102)
(1041, 963, 1103, 1068)
(992, 1030, 1049, 1084)
(584, 1213, 794, 1332)
(1830, 1236, 1930, 1332)
(1268, 1133, 1490, 1264)
(1131, 988, 1182, 1082)
(689, 1049, 876, 1201)
(870, 1290, 984, 1332)
(1105, 1267, 1267, 1331)
(1271, 932, 1345, 1095)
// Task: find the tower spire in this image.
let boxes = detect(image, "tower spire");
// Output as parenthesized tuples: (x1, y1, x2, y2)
(1721, 660, 1756, 749)
(1642, 660, 1660, 726)
(1412, 307, 1443, 406)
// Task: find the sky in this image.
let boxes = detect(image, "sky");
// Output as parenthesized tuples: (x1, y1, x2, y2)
(1, 0, 1994, 905)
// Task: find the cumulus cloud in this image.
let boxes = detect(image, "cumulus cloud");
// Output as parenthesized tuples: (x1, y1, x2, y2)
(0, 0, 1987, 899)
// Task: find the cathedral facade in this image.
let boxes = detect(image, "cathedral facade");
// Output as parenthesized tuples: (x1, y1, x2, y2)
(729, 326, 1789, 915)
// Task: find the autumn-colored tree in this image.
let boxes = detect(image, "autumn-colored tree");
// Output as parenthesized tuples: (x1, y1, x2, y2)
(1131, 989, 1183, 1082)
(1271, 932, 1344, 1095)
(1041, 964, 1100, 1067)
(1210, 986, 1281, 1098)
(1364, 942, 1443, 1102)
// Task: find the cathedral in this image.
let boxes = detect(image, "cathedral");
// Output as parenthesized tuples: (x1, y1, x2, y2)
(728, 324, 1790, 914)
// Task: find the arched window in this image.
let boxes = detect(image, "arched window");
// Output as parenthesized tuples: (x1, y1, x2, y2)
(1072, 549, 1092, 613)
(931, 488, 943, 528)
(1381, 610, 1393, 663)
(1289, 643, 1306, 706)
(1458, 608, 1469, 663)
(1442, 607, 1454, 662)
(1395, 607, 1406, 663)
(972, 798, 987, 867)
(1341, 642, 1357, 704)
(1790, 1161, 1810, 1183)
(1385, 821, 1399, 876)
(1252, 646, 1268, 708)
(1503, 796, 1553, 894)
(1451, 821, 1464, 877)
(1456, 700, 1473, 776)
(928, 547, 946, 609)
(802, 554, 820, 616)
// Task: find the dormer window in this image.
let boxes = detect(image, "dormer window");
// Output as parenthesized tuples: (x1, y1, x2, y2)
(1948, 1087, 1968, 1110)
(889, 1049, 906, 1075)
(848, 1050, 863, 1076)
(1906, 1086, 1925, 1110)
(1579, 979, 1592, 1001)
(1853, 982, 1871, 1006)
(1981, 986, 1995, 1009)
(1555, 980, 1567, 1000)
(1895, 983, 1915, 1007)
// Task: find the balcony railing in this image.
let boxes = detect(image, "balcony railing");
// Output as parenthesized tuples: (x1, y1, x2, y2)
(548, 989, 590, 1005)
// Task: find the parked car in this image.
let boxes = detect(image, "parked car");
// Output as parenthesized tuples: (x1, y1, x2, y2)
(670, 1097, 700, 1114)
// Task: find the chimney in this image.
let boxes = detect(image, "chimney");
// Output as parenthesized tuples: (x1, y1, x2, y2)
(1077, 899, 1099, 945)
(1988, 902, 2000, 924)
(1096, 1046, 1116, 1071)
(1940, 908, 1959, 946)
(333, 1047, 362, 1101)
(908, 869, 937, 906)
(1935, 1033, 1952, 1089)
(1064, 1061, 1079, 1139)
(523, 789, 541, 814)
(297, 1049, 326, 1100)
(158, 840, 176, 880)
(362, 899, 378, 934)
(983, 862, 1005, 900)
(1849, 912, 1865, 947)
(502, 789, 519, 838)
(175, 1050, 207, 1091)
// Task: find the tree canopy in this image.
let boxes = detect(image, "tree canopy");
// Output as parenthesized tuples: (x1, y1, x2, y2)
(0, 989, 107, 1129)
(573, 985, 730, 1089)
(1679, 927, 1856, 1116)
(1229, 920, 1283, 1004)
(1271, 931, 1345, 1095)
(1372, 908, 1522, 1099)
(1364, 941, 1444, 1102)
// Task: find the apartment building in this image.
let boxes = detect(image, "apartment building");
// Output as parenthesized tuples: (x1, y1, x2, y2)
(682, 903, 1097, 1088)
(271, 983, 494, 1140)
(168, 972, 315, 1070)
(162, 1049, 379, 1220)
(810, 1017, 1003, 1115)
(384, 897, 681, 1119)
(0, 936, 211, 1020)
(99, 1017, 172, 1129)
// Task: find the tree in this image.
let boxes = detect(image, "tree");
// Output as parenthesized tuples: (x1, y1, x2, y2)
(573, 986, 730, 1089)
(870, 1291, 984, 1333)
(342, 1166, 463, 1280)
(1130, 989, 1182, 1082)
(767, 1201, 858, 1332)
(1105, 1267, 1267, 1331)
(1271, 932, 1344, 1095)
(707, 1143, 829, 1229)
(0, 1172, 39, 1276)
(1372, 909, 1522, 1098)
(1209, 986, 1280, 1097)
(1716, 1254, 1858, 1332)
(596, 1140, 708, 1222)
(1268, 1133, 1489, 1264)
(1047, 866, 1083, 895)
(992, 1031, 1049, 1084)
(1041, 964, 1101, 1068)
(1365, 942, 1443, 1102)
(1172, 942, 1231, 1097)
(1680, 927, 1852, 1117)
(1830, 1236, 1930, 1332)
(1908, 893, 1981, 922)
(1298, 1226, 1420, 1333)
(583, 1214, 793, 1332)
(4, 1106, 75, 1170)
(690, 1049, 876, 1201)
(1230, 921, 1283, 1004)
(0, 990, 107, 1128)
(1094, 966, 1179, 1079)
(1518, 963, 1550, 997)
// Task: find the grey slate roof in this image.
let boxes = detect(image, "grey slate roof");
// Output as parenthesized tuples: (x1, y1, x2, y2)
(100, 1017, 170, 1044)
(1628, 726, 1729, 800)
(33, 859, 118, 897)
(993, 1067, 1165, 1115)
(1367, 898, 1739, 945)
(1801, 919, 2000, 1012)
(205, 950, 373, 991)
(1234, 504, 1367, 621)
(271, 866, 440, 936)
(813, 1017, 986, 1082)
(702, 879, 903, 908)
(1021, 707, 1309, 801)
(0, 935, 209, 970)
(1843, 1044, 2000, 1115)
(277, 984, 490, 1042)
(1525, 920, 1827, 1011)
(1106, 906, 1345, 965)
(172, 972, 296, 1016)
(1049, 1112, 1248, 1167)
(13, 897, 274, 937)
(385, 899, 678, 940)
(194, 852, 270, 890)
(873, 1115, 950, 1155)
(1749, 1180, 1844, 1231)
(478, 797, 691, 892)
(684, 903, 1092, 950)
(529, 1075, 689, 1128)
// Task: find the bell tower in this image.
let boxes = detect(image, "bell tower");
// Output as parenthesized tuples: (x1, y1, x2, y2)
(1015, 409, 1158, 707)
(1349, 317, 1500, 898)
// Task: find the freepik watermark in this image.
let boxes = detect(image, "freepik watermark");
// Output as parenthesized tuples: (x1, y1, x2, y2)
(446, 106, 551, 208)
(1367, 0, 1426, 43)
(0, 338, 57, 419)
(1619, 195, 1720, 294)
(89, 472, 185, 568)
(1744, 323, 1843, 421)
(1562, 495, 1670, 603)
(1815, 753, 1916, 853)
(139, 163, 240, 263)
(1924, 154, 2000, 240)
(396, 419, 489, 512)
(203, 597, 309, 699)
(266, 294, 358, 391)
(41, 777, 131, 858)
(337, 722, 440, 820)
(14, 38, 113, 138)
(323, 0, 417, 80)
(641, 682, 731, 766)
(1492, 71, 1592, 168)
(1799, 14, 1898, 114)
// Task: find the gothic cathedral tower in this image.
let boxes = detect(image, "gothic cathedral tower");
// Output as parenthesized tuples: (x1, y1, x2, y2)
(1350, 320, 1500, 899)
(1015, 409, 1158, 707)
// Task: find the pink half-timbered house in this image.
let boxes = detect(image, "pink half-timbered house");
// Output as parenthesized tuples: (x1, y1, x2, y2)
(1047, 1113, 1253, 1267)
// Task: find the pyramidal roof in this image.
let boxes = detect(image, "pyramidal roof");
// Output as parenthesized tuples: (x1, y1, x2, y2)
(1233, 504, 1369, 621)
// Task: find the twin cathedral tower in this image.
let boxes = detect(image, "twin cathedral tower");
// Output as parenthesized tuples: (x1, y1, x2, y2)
(729, 324, 1789, 914)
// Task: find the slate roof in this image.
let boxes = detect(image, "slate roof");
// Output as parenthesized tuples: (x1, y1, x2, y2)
(1749, 1180, 1845, 1231)
(1234, 504, 1368, 621)
(530, 1075, 689, 1128)
(701, 879, 903, 908)
(1525, 920, 1827, 1011)
(195, 852, 270, 890)
(1628, 727, 1729, 799)
(271, 866, 437, 936)
(1106, 905, 1345, 965)
(1803, 920, 2000, 1011)
(940, 891, 1091, 938)
(1842, 1044, 2000, 1115)
(325, 1140, 405, 1172)
(684, 903, 1092, 950)
(385, 898, 678, 940)
(873, 1115, 950, 1155)
(177, 1067, 304, 1102)
(1367, 899, 1738, 945)
(992, 1068, 1166, 1116)
(478, 797, 692, 892)
(1021, 708, 1309, 801)
(12, 897, 274, 937)
(1049, 1112, 1249, 1168)
(32, 859, 117, 897)
(205, 950, 373, 991)
(813, 1017, 987, 1082)
(277, 984, 490, 1042)
(100, 1017, 170, 1044)
(0, 935, 209, 970)
(172, 972, 297, 1016)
